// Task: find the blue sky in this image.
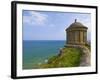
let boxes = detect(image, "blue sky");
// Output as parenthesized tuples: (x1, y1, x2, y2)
(23, 10, 91, 40)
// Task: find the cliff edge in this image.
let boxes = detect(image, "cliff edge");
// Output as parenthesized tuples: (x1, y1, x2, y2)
(39, 44, 90, 68)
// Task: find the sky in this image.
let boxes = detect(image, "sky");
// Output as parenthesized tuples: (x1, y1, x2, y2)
(23, 10, 91, 40)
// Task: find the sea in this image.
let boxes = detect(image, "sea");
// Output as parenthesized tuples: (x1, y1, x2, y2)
(23, 40, 65, 69)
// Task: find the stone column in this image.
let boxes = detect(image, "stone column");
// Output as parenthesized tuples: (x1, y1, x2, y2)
(85, 31, 87, 43)
(80, 31, 83, 44)
(69, 31, 71, 44)
(75, 31, 78, 44)
(79, 31, 80, 43)
(78, 31, 80, 44)
(70, 32, 73, 44)
(67, 32, 68, 44)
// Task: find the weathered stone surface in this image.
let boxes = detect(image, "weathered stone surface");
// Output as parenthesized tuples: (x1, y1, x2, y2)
(79, 46, 90, 66)
(66, 19, 88, 45)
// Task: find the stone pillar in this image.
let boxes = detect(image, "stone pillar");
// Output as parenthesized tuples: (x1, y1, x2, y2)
(80, 31, 83, 44)
(86, 31, 87, 43)
(69, 31, 71, 44)
(67, 32, 70, 44)
(84, 31, 87, 43)
(78, 31, 80, 44)
(79, 31, 80, 43)
(75, 31, 79, 44)
(73, 31, 75, 44)
(67, 32, 68, 44)
(70, 32, 73, 44)
(74, 31, 76, 44)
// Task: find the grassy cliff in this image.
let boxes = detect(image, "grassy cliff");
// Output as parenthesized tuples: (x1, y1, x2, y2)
(39, 47, 82, 68)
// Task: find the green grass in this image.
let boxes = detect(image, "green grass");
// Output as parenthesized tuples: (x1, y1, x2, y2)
(39, 47, 82, 68)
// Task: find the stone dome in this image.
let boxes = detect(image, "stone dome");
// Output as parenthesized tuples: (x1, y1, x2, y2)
(70, 22, 85, 27)
(66, 19, 87, 31)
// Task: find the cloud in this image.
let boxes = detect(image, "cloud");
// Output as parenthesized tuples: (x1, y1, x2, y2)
(23, 11, 48, 26)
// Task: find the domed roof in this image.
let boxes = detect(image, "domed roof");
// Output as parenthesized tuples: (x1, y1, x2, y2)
(66, 19, 87, 31)
(70, 22, 84, 27)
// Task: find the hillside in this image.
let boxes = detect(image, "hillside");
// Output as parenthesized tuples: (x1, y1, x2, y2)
(39, 47, 83, 68)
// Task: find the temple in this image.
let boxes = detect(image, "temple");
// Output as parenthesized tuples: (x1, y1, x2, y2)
(65, 19, 88, 45)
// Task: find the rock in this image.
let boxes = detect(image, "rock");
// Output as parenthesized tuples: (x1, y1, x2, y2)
(58, 48, 63, 56)
(80, 46, 90, 66)
(65, 44, 91, 66)
(44, 59, 48, 63)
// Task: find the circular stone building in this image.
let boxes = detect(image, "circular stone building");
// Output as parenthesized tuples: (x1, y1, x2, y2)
(66, 19, 88, 45)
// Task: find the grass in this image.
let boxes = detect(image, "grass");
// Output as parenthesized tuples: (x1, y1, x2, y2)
(39, 47, 82, 68)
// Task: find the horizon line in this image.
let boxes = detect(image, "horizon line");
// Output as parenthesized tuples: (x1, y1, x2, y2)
(23, 40, 66, 41)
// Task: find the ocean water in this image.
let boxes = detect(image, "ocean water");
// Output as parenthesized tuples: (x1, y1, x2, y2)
(23, 40, 65, 69)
